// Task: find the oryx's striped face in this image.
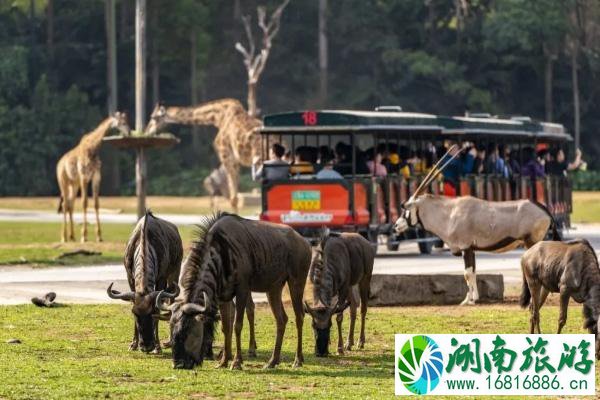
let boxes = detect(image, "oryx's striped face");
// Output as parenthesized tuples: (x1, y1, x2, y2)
(395, 200, 418, 234)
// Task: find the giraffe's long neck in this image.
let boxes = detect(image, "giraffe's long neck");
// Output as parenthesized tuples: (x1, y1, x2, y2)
(81, 118, 113, 154)
(165, 104, 223, 129)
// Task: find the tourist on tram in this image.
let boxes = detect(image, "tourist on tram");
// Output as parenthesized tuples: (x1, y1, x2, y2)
(472, 144, 486, 174)
(289, 146, 315, 175)
(502, 145, 520, 178)
(333, 142, 369, 175)
(367, 149, 387, 177)
(440, 142, 475, 196)
(521, 147, 545, 179)
(316, 150, 343, 180)
(546, 148, 584, 176)
(485, 143, 509, 178)
(252, 143, 289, 181)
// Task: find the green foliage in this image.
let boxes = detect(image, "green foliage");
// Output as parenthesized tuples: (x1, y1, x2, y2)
(571, 170, 600, 190)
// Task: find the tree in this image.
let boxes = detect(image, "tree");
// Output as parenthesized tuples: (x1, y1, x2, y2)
(235, 0, 290, 117)
(483, 0, 568, 121)
(318, 0, 328, 106)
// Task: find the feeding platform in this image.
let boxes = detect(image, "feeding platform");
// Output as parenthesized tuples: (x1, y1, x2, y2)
(103, 132, 180, 149)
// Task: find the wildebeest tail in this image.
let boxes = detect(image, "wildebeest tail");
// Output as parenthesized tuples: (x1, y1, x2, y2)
(519, 270, 531, 309)
(532, 201, 562, 241)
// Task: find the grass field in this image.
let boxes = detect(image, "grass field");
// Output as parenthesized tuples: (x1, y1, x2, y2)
(0, 303, 595, 399)
(0, 221, 197, 266)
(571, 191, 600, 223)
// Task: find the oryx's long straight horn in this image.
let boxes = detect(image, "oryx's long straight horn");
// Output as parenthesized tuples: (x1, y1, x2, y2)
(411, 144, 458, 200)
(419, 147, 465, 192)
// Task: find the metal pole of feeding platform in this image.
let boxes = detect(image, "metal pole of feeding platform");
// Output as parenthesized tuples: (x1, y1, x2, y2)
(135, 0, 147, 220)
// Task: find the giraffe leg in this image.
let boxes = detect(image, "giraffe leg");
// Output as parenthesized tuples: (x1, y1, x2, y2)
(67, 184, 77, 241)
(220, 152, 240, 214)
(79, 177, 89, 243)
(58, 179, 68, 243)
(92, 170, 102, 242)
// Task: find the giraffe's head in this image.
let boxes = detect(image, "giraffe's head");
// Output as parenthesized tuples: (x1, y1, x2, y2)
(145, 104, 167, 135)
(110, 112, 130, 135)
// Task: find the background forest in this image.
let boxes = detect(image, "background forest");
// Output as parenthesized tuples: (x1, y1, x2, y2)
(1, 0, 599, 196)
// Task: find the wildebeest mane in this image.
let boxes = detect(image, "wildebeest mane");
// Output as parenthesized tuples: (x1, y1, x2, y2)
(180, 211, 236, 312)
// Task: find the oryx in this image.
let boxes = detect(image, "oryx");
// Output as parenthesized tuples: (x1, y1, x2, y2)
(394, 145, 561, 305)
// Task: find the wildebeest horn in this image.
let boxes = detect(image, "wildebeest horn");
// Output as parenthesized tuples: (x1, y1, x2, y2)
(303, 301, 314, 315)
(155, 289, 176, 313)
(410, 144, 462, 200)
(181, 292, 209, 315)
(106, 282, 135, 302)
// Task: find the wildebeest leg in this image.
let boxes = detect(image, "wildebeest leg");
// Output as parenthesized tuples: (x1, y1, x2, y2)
(345, 288, 358, 351)
(264, 287, 288, 369)
(528, 282, 542, 334)
(288, 279, 305, 368)
(460, 249, 478, 305)
(129, 323, 139, 351)
(557, 289, 570, 334)
(539, 287, 550, 308)
(336, 312, 344, 355)
(217, 301, 234, 368)
(151, 319, 161, 354)
(231, 293, 248, 370)
(358, 279, 369, 349)
(246, 293, 257, 358)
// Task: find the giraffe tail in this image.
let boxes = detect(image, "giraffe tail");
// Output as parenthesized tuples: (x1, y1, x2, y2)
(57, 197, 63, 214)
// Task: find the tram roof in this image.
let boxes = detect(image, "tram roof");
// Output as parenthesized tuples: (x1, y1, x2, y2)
(261, 110, 572, 141)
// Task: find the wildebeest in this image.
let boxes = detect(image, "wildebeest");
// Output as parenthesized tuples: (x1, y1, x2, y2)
(394, 145, 560, 305)
(107, 211, 182, 353)
(520, 239, 600, 358)
(304, 231, 374, 357)
(156, 212, 311, 370)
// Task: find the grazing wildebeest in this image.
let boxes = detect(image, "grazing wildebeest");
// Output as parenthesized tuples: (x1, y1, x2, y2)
(304, 231, 374, 357)
(520, 239, 600, 358)
(394, 145, 560, 305)
(107, 211, 182, 353)
(156, 212, 311, 370)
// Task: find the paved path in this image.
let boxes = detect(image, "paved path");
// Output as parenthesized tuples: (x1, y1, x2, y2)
(1, 223, 598, 305)
(0, 208, 259, 225)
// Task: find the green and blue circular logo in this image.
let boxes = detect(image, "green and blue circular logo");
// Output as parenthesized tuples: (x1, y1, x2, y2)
(397, 335, 444, 395)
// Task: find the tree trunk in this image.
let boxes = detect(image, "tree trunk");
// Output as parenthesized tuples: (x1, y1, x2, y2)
(151, 3, 159, 107)
(318, 0, 328, 107)
(190, 28, 200, 151)
(571, 48, 581, 149)
(46, 0, 54, 62)
(544, 55, 554, 122)
(234, 0, 242, 20)
(105, 0, 120, 193)
(247, 81, 257, 117)
(135, 0, 147, 219)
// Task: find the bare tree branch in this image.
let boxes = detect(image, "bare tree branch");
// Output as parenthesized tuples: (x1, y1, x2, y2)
(236, 0, 290, 116)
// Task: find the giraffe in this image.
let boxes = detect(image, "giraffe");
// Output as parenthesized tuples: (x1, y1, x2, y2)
(56, 112, 130, 243)
(145, 98, 262, 213)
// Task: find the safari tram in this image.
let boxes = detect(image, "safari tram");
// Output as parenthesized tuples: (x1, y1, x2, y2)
(257, 107, 573, 253)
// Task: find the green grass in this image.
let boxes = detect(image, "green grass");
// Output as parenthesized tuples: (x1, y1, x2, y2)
(572, 191, 600, 224)
(0, 221, 196, 266)
(0, 303, 597, 399)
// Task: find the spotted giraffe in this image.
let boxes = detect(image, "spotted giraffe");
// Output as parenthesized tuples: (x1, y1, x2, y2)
(145, 99, 262, 213)
(56, 112, 130, 242)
